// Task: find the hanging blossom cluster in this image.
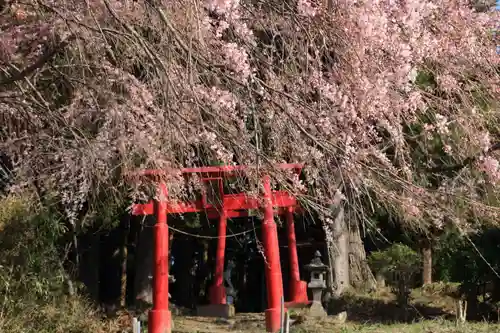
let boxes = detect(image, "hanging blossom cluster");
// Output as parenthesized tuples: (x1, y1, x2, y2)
(0, 0, 499, 229)
(203, 0, 255, 81)
(477, 157, 500, 184)
(297, 0, 320, 17)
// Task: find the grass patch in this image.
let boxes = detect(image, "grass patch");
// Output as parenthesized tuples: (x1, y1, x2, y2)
(291, 320, 500, 333)
(0, 296, 125, 333)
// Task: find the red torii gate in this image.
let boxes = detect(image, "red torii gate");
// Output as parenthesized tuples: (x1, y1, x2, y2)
(129, 164, 309, 333)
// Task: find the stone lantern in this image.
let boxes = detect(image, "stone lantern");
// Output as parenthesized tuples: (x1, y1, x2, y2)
(304, 250, 329, 318)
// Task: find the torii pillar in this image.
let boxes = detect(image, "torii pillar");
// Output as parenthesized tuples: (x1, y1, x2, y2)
(285, 207, 308, 303)
(209, 210, 228, 304)
(149, 183, 172, 333)
(262, 175, 285, 332)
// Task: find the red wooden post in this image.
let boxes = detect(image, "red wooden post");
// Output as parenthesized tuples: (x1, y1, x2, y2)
(262, 175, 285, 333)
(286, 207, 308, 303)
(149, 183, 172, 333)
(209, 210, 227, 304)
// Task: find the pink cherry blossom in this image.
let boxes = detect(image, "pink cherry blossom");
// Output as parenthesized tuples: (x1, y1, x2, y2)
(0, 0, 498, 228)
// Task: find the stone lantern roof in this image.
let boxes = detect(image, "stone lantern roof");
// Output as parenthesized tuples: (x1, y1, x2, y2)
(304, 251, 329, 272)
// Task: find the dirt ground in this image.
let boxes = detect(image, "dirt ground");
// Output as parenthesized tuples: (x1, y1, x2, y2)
(129, 285, 500, 333)
(164, 313, 500, 333)
(171, 313, 341, 333)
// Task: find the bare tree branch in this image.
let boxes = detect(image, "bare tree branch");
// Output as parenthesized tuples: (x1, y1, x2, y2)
(0, 35, 75, 87)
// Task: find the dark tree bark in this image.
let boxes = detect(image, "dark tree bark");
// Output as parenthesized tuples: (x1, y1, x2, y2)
(348, 219, 376, 291)
(331, 206, 349, 297)
(422, 239, 432, 285)
(134, 218, 175, 304)
(120, 217, 130, 307)
(325, 206, 376, 298)
(375, 273, 386, 288)
(134, 218, 154, 303)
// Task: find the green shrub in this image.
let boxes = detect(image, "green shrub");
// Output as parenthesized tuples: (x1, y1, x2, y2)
(368, 244, 421, 307)
(0, 194, 67, 303)
(0, 193, 126, 333)
(434, 226, 500, 310)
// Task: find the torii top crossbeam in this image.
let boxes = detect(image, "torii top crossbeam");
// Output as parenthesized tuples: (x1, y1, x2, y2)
(129, 163, 304, 218)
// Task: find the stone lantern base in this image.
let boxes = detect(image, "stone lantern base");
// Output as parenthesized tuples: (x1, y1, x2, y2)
(308, 301, 328, 318)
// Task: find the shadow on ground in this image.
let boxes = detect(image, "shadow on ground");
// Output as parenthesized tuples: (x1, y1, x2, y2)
(327, 293, 455, 324)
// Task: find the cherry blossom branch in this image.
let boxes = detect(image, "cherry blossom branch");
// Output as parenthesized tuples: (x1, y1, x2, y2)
(0, 35, 75, 87)
(428, 142, 500, 174)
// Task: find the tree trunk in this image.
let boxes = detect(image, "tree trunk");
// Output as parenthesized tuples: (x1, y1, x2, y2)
(77, 230, 99, 299)
(375, 273, 386, 288)
(325, 206, 376, 297)
(120, 217, 130, 307)
(422, 240, 432, 286)
(328, 206, 350, 298)
(135, 218, 175, 304)
(134, 218, 154, 303)
(196, 240, 210, 299)
(348, 218, 376, 291)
